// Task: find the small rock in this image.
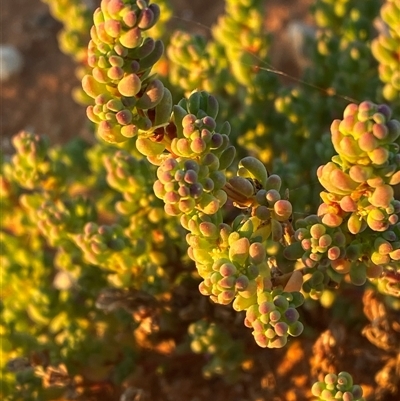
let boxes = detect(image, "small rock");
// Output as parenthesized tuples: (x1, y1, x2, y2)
(286, 21, 316, 70)
(0, 44, 23, 81)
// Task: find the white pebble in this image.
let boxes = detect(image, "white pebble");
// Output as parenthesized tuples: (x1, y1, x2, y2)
(0, 45, 23, 81)
(286, 21, 316, 70)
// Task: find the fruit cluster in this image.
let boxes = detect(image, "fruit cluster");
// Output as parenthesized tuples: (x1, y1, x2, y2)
(311, 372, 365, 401)
(167, 32, 224, 95)
(371, 0, 400, 103)
(5, 132, 62, 191)
(318, 101, 400, 233)
(153, 92, 235, 215)
(82, 0, 173, 143)
(244, 289, 304, 348)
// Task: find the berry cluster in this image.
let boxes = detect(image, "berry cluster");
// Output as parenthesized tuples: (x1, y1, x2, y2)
(279, 102, 400, 295)
(318, 101, 400, 233)
(371, 0, 400, 103)
(154, 156, 228, 216)
(167, 31, 224, 95)
(5, 132, 62, 191)
(311, 372, 365, 401)
(74, 222, 131, 266)
(151, 91, 235, 215)
(191, 222, 269, 306)
(284, 215, 346, 297)
(244, 289, 304, 348)
(176, 150, 304, 347)
(35, 197, 96, 248)
(104, 149, 150, 193)
(212, 0, 273, 89)
(82, 0, 173, 143)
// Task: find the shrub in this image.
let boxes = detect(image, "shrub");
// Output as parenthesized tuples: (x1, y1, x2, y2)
(2, 0, 399, 400)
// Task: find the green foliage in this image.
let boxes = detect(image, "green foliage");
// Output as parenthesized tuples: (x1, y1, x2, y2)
(2, 0, 400, 399)
(188, 319, 244, 380)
